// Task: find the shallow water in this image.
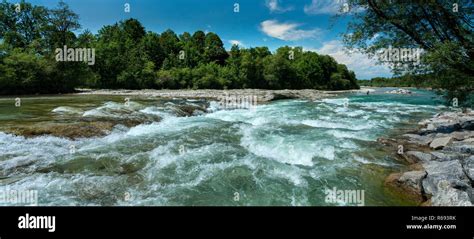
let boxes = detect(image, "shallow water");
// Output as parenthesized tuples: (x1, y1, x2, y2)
(0, 88, 445, 206)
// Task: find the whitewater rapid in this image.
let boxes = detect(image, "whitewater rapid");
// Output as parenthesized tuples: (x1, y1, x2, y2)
(0, 89, 444, 205)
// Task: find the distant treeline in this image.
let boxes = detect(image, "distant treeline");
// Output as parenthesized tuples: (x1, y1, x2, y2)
(0, 1, 359, 95)
(358, 75, 436, 88)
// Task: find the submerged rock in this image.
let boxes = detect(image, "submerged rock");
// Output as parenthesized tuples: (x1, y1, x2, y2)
(174, 104, 208, 117)
(8, 121, 116, 139)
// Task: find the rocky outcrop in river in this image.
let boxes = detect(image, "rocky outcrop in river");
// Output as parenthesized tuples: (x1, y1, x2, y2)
(4, 101, 208, 139)
(382, 110, 474, 206)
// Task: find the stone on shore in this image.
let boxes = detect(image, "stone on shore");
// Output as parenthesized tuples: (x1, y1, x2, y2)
(444, 143, 474, 154)
(385, 171, 426, 203)
(461, 120, 474, 130)
(406, 151, 432, 162)
(400, 171, 426, 192)
(384, 109, 474, 206)
(429, 180, 473, 206)
(464, 156, 474, 181)
(430, 151, 464, 162)
(429, 136, 452, 149)
(450, 131, 474, 140)
(422, 160, 469, 196)
(403, 134, 433, 145)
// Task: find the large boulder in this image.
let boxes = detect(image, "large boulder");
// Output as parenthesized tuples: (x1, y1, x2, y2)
(444, 143, 474, 154)
(464, 156, 474, 181)
(407, 151, 432, 162)
(8, 121, 116, 139)
(461, 120, 474, 130)
(385, 171, 426, 203)
(403, 134, 434, 146)
(175, 104, 208, 116)
(429, 136, 452, 149)
(422, 160, 469, 197)
(430, 180, 473, 206)
(430, 151, 464, 162)
(449, 131, 474, 140)
(399, 171, 427, 191)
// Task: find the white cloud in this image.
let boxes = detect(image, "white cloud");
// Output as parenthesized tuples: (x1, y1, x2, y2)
(229, 40, 245, 47)
(308, 40, 392, 79)
(260, 20, 321, 41)
(266, 0, 293, 13)
(304, 0, 342, 15)
(304, 0, 365, 15)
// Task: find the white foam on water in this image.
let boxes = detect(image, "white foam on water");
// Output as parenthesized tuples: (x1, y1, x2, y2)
(82, 101, 143, 118)
(148, 140, 182, 169)
(326, 130, 373, 141)
(241, 140, 314, 166)
(0, 133, 72, 173)
(239, 126, 330, 166)
(140, 106, 174, 118)
(207, 101, 222, 112)
(52, 106, 83, 114)
(270, 166, 308, 187)
(320, 98, 348, 106)
(205, 106, 286, 126)
(125, 116, 209, 137)
(351, 154, 391, 166)
(301, 119, 375, 131)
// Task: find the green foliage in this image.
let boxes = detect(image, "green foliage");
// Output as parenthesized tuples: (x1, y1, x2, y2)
(359, 75, 436, 88)
(0, 1, 360, 95)
(0, 0, 89, 94)
(0, 47, 51, 94)
(203, 32, 228, 65)
(344, 0, 473, 100)
(0, 0, 48, 49)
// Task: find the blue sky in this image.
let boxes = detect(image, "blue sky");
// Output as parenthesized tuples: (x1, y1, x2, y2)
(24, 0, 392, 79)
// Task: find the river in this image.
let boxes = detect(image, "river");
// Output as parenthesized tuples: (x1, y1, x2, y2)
(0, 88, 445, 206)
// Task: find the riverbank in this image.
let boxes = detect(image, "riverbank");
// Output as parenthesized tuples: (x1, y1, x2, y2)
(75, 88, 371, 102)
(381, 109, 474, 206)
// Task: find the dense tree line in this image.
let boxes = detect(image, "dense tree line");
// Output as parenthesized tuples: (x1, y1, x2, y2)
(358, 75, 437, 88)
(0, 1, 359, 95)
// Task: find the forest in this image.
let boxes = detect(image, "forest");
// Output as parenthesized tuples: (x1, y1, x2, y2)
(0, 1, 359, 95)
(358, 74, 437, 88)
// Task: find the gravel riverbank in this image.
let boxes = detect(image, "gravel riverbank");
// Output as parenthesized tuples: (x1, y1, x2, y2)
(76, 88, 369, 102)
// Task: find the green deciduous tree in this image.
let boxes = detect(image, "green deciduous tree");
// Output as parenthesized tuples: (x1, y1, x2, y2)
(344, 0, 473, 102)
(0, 1, 360, 94)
